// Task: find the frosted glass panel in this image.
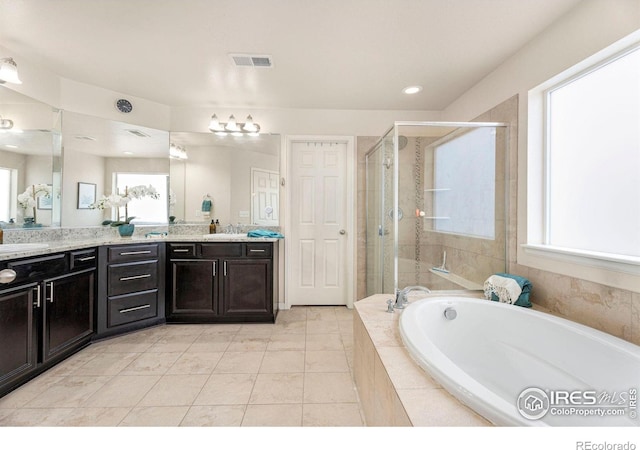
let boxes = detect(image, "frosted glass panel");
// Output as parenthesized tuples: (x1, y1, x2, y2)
(433, 127, 496, 239)
(548, 47, 640, 257)
(0, 168, 11, 222)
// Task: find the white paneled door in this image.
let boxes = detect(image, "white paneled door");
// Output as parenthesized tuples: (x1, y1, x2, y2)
(288, 140, 350, 306)
(251, 168, 279, 226)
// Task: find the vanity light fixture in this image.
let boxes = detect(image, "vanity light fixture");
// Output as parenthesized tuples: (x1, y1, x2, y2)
(0, 57, 22, 85)
(208, 114, 260, 137)
(170, 143, 188, 160)
(0, 115, 14, 130)
(402, 85, 422, 95)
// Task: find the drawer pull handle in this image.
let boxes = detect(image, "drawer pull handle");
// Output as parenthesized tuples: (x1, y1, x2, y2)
(173, 249, 190, 253)
(249, 249, 266, 253)
(120, 250, 152, 256)
(34, 285, 41, 308)
(119, 304, 151, 314)
(120, 274, 151, 281)
(77, 256, 96, 261)
(47, 281, 54, 303)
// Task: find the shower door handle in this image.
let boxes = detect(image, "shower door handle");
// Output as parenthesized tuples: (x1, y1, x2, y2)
(339, 229, 346, 235)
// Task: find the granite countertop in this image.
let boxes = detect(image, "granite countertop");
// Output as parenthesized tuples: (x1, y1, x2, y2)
(0, 234, 281, 261)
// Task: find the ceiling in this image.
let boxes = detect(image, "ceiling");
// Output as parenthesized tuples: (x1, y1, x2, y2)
(0, 0, 583, 111)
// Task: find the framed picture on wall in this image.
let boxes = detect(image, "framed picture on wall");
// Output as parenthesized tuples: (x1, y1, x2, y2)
(37, 185, 53, 210)
(77, 182, 96, 209)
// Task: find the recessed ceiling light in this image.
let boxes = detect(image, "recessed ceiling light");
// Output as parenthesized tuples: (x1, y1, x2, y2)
(403, 86, 423, 95)
(5, 144, 17, 148)
(123, 151, 134, 155)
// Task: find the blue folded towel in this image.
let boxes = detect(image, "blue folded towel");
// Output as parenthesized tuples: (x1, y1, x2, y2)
(247, 229, 284, 239)
(487, 273, 532, 307)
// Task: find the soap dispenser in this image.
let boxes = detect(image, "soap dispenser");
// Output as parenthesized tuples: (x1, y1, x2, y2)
(209, 220, 216, 234)
(215, 219, 220, 233)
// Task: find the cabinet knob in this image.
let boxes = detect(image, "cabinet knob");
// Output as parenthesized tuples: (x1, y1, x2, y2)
(0, 268, 16, 284)
(339, 229, 346, 235)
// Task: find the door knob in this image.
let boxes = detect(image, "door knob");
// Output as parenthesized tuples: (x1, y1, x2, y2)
(339, 229, 346, 235)
(0, 268, 17, 284)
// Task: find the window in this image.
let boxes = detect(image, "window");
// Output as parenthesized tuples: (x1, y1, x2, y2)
(114, 173, 168, 224)
(544, 45, 640, 259)
(433, 127, 496, 239)
(0, 167, 17, 222)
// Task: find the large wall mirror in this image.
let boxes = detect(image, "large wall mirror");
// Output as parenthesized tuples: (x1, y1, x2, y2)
(169, 132, 280, 226)
(0, 85, 61, 228)
(61, 111, 170, 227)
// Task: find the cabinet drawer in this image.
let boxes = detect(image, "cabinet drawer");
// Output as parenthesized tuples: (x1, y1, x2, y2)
(245, 243, 272, 257)
(201, 243, 242, 258)
(108, 261, 158, 296)
(70, 249, 97, 271)
(108, 244, 159, 263)
(108, 291, 158, 327)
(168, 243, 196, 258)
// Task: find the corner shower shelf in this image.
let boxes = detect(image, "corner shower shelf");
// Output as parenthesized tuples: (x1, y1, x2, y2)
(424, 188, 451, 192)
(428, 268, 483, 290)
(423, 216, 450, 220)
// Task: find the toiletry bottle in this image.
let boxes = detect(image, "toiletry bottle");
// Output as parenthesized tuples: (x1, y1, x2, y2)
(209, 220, 216, 234)
(0, 228, 3, 244)
(215, 219, 220, 233)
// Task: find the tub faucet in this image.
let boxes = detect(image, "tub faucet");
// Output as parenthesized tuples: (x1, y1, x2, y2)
(394, 285, 431, 309)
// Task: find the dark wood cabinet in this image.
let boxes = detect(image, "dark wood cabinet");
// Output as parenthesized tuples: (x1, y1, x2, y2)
(42, 269, 94, 363)
(96, 243, 165, 338)
(167, 241, 278, 323)
(0, 283, 37, 397)
(0, 249, 96, 397)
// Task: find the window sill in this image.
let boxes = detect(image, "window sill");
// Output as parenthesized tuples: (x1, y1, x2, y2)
(521, 244, 640, 276)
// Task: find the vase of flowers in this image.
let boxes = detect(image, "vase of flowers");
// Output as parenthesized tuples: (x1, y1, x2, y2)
(17, 184, 52, 225)
(90, 185, 159, 237)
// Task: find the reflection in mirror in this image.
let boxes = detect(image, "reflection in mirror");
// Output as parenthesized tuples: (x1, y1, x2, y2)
(61, 112, 170, 227)
(169, 132, 280, 226)
(0, 85, 60, 228)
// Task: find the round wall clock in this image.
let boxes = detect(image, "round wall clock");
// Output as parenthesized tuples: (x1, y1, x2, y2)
(115, 98, 133, 113)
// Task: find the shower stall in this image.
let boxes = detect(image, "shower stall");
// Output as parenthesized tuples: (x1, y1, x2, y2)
(365, 121, 509, 296)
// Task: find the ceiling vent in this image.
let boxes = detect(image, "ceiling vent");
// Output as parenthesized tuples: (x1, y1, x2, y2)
(229, 53, 273, 68)
(126, 129, 150, 138)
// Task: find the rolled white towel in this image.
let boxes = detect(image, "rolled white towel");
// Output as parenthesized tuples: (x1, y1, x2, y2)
(484, 274, 522, 304)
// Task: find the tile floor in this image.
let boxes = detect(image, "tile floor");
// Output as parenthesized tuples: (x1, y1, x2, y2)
(0, 306, 364, 426)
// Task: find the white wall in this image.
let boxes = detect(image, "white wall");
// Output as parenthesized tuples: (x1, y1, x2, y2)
(61, 151, 105, 227)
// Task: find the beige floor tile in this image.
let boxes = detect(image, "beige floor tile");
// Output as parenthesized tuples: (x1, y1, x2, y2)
(167, 352, 224, 374)
(120, 352, 182, 376)
(23, 376, 111, 408)
(307, 307, 337, 321)
(267, 333, 305, 351)
(272, 320, 307, 334)
(214, 351, 264, 373)
(119, 406, 189, 426)
(0, 407, 74, 426)
(276, 308, 307, 322)
(138, 374, 209, 406)
(147, 334, 199, 353)
(73, 352, 140, 376)
(236, 323, 276, 336)
(259, 351, 305, 373)
(304, 372, 358, 403)
(44, 351, 100, 376)
(162, 324, 208, 337)
(306, 333, 344, 351)
(227, 335, 270, 352)
(186, 333, 233, 352)
(302, 403, 364, 426)
(0, 375, 65, 409)
(334, 307, 354, 320)
(305, 350, 350, 373)
(249, 373, 304, 404)
(58, 407, 131, 426)
(306, 320, 340, 334)
(82, 375, 160, 407)
(199, 324, 242, 335)
(241, 404, 303, 426)
(194, 373, 256, 405)
(180, 405, 246, 426)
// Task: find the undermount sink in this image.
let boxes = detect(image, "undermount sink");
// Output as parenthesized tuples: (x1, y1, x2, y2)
(0, 243, 50, 253)
(202, 233, 247, 240)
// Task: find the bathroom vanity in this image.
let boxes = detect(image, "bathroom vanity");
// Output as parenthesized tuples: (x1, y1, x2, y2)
(0, 235, 280, 397)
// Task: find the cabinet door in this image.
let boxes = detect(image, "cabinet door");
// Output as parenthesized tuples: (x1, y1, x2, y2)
(169, 260, 218, 316)
(42, 269, 95, 363)
(222, 259, 272, 318)
(0, 284, 37, 394)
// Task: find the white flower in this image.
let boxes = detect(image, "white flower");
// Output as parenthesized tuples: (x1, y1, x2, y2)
(89, 185, 159, 210)
(17, 184, 52, 210)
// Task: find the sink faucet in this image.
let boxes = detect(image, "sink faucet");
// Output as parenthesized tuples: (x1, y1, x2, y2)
(394, 285, 431, 309)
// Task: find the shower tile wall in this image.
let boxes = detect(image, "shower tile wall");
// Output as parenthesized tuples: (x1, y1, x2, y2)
(357, 94, 639, 347)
